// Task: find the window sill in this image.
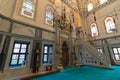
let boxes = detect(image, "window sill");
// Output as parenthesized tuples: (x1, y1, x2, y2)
(42, 63, 52, 66)
(9, 65, 26, 70)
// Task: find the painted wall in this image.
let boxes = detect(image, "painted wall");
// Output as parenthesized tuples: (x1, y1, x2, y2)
(0, 0, 16, 17)
(12, 0, 55, 32)
(83, 0, 120, 66)
(0, 18, 11, 32)
(0, 0, 15, 32)
(3, 37, 33, 80)
(0, 0, 57, 79)
(0, 0, 83, 79)
(86, 0, 120, 40)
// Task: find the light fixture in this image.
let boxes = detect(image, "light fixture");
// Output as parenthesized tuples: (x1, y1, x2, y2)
(53, 4, 74, 33)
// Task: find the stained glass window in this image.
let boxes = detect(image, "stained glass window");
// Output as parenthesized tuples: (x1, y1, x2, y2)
(21, 0, 36, 18)
(87, 3, 93, 11)
(90, 23, 99, 37)
(99, 0, 108, 4)
(45, 7, 53, 26)
(105, 17, 116, 33)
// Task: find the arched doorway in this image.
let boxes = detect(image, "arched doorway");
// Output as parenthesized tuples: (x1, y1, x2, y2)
(61, 41, 69, 66)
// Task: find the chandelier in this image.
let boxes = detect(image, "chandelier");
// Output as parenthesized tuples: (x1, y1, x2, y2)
(53, 5, 74, 33)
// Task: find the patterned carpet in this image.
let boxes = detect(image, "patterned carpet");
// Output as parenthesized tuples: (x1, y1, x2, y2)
(31, 66, 120, 80)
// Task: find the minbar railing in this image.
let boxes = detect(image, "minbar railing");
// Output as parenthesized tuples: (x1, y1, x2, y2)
(76, 38, 110, 68)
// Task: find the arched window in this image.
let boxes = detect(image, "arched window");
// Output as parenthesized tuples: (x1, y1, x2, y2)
(98, 0, 108, 5)
(21, 0, 36, 18)
(45, 6, 54, 26)
(87, 3, 93, 11)
(104, 17, 116, 33)
(90, 23, 99, 37)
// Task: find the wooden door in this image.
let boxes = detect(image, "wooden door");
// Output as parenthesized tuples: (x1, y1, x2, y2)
(61, 41, 69, 66)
